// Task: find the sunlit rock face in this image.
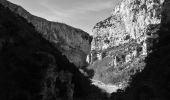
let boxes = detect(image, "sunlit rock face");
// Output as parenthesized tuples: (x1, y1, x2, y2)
(87, 0, 165, 93)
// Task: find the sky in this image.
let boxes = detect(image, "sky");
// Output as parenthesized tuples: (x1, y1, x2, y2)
(8, 0, 121, 35)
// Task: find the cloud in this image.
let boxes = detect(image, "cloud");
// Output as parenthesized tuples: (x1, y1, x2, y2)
(36, 0, 116, 34)
(8, 0, 121, 34)
(39, 0, 114, 21)
(75, 1, 113, 12)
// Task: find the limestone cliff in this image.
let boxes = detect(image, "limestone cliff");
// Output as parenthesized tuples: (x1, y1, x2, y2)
(87, 0, 168, 93)
(0, 0, 92, 67)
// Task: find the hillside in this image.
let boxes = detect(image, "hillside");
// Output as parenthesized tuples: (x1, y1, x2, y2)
(0, 3, 108, 100)
(0, 0, 92, 67)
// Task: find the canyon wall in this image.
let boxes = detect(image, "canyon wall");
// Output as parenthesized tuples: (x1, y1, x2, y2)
(0, 3, 108, 100)
(87, 0, 169, 93)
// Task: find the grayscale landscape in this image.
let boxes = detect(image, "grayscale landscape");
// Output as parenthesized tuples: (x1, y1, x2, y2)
(0, 0, 170, 100)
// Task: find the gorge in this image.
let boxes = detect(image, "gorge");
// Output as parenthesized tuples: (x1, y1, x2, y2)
(0, 0, 170, 100)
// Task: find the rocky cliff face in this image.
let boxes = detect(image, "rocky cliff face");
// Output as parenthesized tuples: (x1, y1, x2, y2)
(0, 0, 92, 67)
(87, 0, 169, 93)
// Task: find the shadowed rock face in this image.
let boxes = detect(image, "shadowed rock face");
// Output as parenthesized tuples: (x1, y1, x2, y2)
(0, 3, 108, 100)
(0, 0, 92, 67)
(87, 0, 170, 94)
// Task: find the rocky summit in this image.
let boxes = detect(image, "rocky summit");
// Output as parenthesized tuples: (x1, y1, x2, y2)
(87, 0, 169, 93)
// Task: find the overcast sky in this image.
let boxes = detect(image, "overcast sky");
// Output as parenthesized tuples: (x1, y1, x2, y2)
(8, 0, 121, 35)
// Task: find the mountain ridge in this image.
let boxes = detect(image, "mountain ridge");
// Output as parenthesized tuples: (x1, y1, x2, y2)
(0, 0, 92, 67)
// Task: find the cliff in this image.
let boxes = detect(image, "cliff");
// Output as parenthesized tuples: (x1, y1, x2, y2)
(0, 0, 92, 67)
(87, 0, 170, 93)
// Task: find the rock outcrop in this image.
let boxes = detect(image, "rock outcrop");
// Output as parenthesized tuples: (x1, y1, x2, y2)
(87, 0, 168, 93)
(0, 0, 92, 67)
